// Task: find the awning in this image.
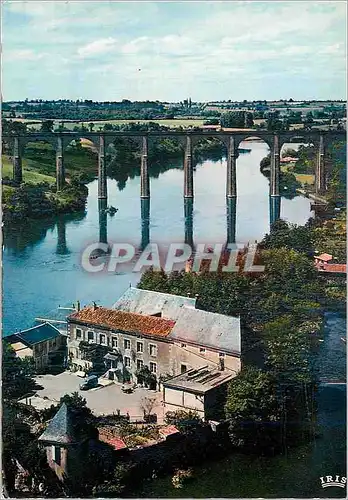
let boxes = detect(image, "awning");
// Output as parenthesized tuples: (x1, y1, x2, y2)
(104, 353, 119, 361)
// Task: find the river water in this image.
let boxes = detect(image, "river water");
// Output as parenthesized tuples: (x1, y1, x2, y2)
(2, 141, 346, 497)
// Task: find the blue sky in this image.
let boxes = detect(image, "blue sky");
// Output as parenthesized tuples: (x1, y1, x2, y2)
(2, 1, 347, 101)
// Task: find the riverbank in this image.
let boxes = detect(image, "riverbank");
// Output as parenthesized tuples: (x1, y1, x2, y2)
(2, 176, 88, 225)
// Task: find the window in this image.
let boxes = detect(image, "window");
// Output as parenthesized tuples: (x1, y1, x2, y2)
(149, 362, 157, 374)
(181, 343, 187, 348)
(149, 344, 157, 357)
(181, 364, 187, 374)
(219, 352, 225, 358)
(112, 337, 118, 348)
(87, 331, 94, 341)
(136, 341, 143, 353)
(199, 347, 206, 354)
(124, 339, 131, 350)
(99, 334, 106, 345)
(76, 328, 82, 339)
(137, 359, 144, 370)
(124, 356, 131, 368)
(52, 445, 61, 465)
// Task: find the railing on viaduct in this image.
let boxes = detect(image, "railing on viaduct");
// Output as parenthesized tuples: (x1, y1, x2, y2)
(3, 129, 345, 202)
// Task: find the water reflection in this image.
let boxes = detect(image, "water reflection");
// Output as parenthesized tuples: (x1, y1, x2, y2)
(56, 217, 69, 255)
(226, 197, 237, 245)
(270, 196, 281, 226)
(3, 212, 86, 255)
(141, 198, 150, 250)
(184, 198, 193, 248)
(98, 198, 108, 245)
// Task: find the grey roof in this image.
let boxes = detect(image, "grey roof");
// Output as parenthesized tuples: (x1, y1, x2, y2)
(168, 308, 241, 355)
(163, 365, 236, 394)
(7, 323, 62, 347)
(38, 403, 78, 444)
(113, 287, 197, 321)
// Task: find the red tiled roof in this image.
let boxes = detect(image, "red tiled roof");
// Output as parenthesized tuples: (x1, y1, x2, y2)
(99, 434, 128, 450)
(69, 306, 175, 337)
(316, 253, 333, 262)
(159, 425, 179, 438)
(319, 264, 346, 274)
(281, 156, 298, 162)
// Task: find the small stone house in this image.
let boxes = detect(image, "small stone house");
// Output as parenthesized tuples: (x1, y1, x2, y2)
(38, 403, 88, 484)
(6, 322, 66, 371)
(162, 365, 235, 420)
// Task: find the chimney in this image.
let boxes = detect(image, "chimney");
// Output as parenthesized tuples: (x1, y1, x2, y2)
(93, 301, 98, 311)
(76, 300, 81, 312)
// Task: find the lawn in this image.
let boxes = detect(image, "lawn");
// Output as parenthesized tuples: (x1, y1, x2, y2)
(1, 155, 56, 185)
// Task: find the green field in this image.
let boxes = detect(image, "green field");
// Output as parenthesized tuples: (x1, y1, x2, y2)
(13, 118, 205, 131)
(1, 155, 56, 185)
(281, 163, 315, 186)
(295, 173, 315, 185)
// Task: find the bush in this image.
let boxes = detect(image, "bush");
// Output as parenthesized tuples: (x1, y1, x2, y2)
(165, 409, 203, 434)
(172, 468, 194, 489)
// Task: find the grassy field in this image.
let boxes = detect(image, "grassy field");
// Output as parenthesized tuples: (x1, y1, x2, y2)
(281, 162, 315, 186)
(295, 173, 315, 185)
(1, 155, 56, 185)
(13, 118, 205, 130)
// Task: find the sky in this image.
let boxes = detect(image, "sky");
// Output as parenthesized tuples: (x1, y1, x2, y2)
(2, 1, 347, 102)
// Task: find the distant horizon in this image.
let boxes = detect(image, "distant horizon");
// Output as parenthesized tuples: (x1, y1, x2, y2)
(2, 1, 346, 102)
(3, 97, 346, 104)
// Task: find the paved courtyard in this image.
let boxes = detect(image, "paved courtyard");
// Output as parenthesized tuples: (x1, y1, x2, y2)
(32, 371, 165, 422)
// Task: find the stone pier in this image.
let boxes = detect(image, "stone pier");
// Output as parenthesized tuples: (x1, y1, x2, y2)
(226, 136, 237, 198)
(184, 135, 194, 198)
(140, 136, 150, 199)
(98, 134, 107, 200)
(56, 135, 65, 192)
(13, 136, 23, 184)
(270, 134, 280, 197)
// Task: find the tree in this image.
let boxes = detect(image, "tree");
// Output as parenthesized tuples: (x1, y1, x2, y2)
(220, 111, 253, 128)
(40, 120, 54, 133)
(136, 365, 156, 389)
(2, 341, 36, 400)
(140, 396, 157, 417)
(261, 219, 315, 256)
(225, 366, 281, 453)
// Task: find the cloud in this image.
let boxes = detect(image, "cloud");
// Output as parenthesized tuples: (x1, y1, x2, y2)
(77, 38, 118, 58)
(3, 49, 45, 61)
(2, 1, 346, 101)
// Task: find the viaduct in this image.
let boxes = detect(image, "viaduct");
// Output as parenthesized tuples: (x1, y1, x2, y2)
(3, 129, 345, 201)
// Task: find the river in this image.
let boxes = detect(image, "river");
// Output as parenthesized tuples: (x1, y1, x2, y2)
(2, 141, 346, 497)
(3, 141, 313, 334)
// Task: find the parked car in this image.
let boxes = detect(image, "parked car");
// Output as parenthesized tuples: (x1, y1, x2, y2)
(80, 375, 98, 391)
